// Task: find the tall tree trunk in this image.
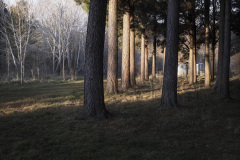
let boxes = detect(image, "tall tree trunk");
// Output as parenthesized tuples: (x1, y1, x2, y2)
(205, 0, 210, 87)
(161, 0, 180, 107)
(121, 0, 130, 89)
(145, 41, 149, 81)
(141, 30, 145, 83)
(53, 51, 55, 74)
(83, 0, 109, 119)
(193, 12, 197, 83)
(188, 0, 196, 84)
(130, 9, 136, 87)
(216, 0, 225, 94)
(211, 0, 216, 81)
(107, 0, 118, 93)
(152, 15, 157, 79)
(221, 0, 231, 99)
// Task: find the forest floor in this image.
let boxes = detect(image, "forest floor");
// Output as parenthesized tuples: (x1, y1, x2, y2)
(0, 75, 240, 160)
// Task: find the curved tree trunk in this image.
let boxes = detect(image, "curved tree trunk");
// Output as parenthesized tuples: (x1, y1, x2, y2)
(221, 0, 231, 99)
(121, 1, 130, 90)
(141, 30, 145, 83)
(205, 0, 210, 87)
(83, 0, 109, 119)
(107, 0, 118, 94)
(161, 0, 180, 107)
(130, 10, 136, 87)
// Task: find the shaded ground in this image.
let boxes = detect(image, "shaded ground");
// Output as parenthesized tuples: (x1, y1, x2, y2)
(0, 76, 240, 160)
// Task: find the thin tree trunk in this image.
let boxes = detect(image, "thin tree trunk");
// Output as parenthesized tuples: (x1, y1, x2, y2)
(63, 52, 65, 80)
(193, 12, 197, 83)
(205, 0, 210, 87)
(152, 15, 157, 79)
(141, 31, 145, 83)
(83, 0, 110, 119)
(107, 0, 118, 93)
(6, 47, 10, 77)
(130, 10, 136, 87)
(20, 60, 23, 84)
(145, 41, 149, 81)
(53, 50, 55, 74)
(161, 0, 180, 107)
(221, 0, 231, 99)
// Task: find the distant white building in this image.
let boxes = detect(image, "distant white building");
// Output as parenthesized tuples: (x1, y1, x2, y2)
(196, 63, 205, 76)
(177, 62, 205, 76)
(178, 63, 187, 76)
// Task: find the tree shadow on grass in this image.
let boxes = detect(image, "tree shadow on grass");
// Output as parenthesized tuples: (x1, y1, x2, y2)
(0, 79, 240, 159)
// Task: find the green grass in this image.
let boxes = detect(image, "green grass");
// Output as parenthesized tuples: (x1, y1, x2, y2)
(0, 76, 240, 160)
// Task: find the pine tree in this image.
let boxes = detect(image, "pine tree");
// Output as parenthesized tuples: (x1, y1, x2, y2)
(121, 0, 130, 90)
(141, 30, 145, 83)
(216, 0, 225, 93)
(130, 5, 136, 87)
(205, 0, 210, 87)
(107, 0, 118, 94)
(83, 0, 110, 119)
(188, 0, 196, 85)
(161, 0, 180, 107)
(221, 0, 231, 99)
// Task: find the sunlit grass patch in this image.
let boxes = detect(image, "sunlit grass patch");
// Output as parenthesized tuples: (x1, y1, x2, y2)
(0, 80, 84, 116)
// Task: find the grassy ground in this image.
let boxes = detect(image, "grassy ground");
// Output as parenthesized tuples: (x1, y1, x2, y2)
(0, 76, 240, 160)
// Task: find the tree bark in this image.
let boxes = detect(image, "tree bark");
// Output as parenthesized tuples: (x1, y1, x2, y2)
(161, 0, 180, 107)
(216, 0, 225, 94)
(107, 0, 118, 93)
(83, 0, 110, 119)
(221, 0, 231, 99)
(205, 0, 210, 87)
(130, 10, 136, 87)
(193, 12, 197, 83)
(141, 30, 145, 83)
(188, 0, 196, 84)
(121, 0, 130, 90)
(152, 15, 157, 79)
(145, 40, 149, 81)
(211, 0, 216, 81)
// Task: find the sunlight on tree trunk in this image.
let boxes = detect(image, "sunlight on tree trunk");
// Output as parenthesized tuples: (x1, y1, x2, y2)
(205, 0, 210, 87)
(107, 0, 118, 93)
(121, 0, 130, 90)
